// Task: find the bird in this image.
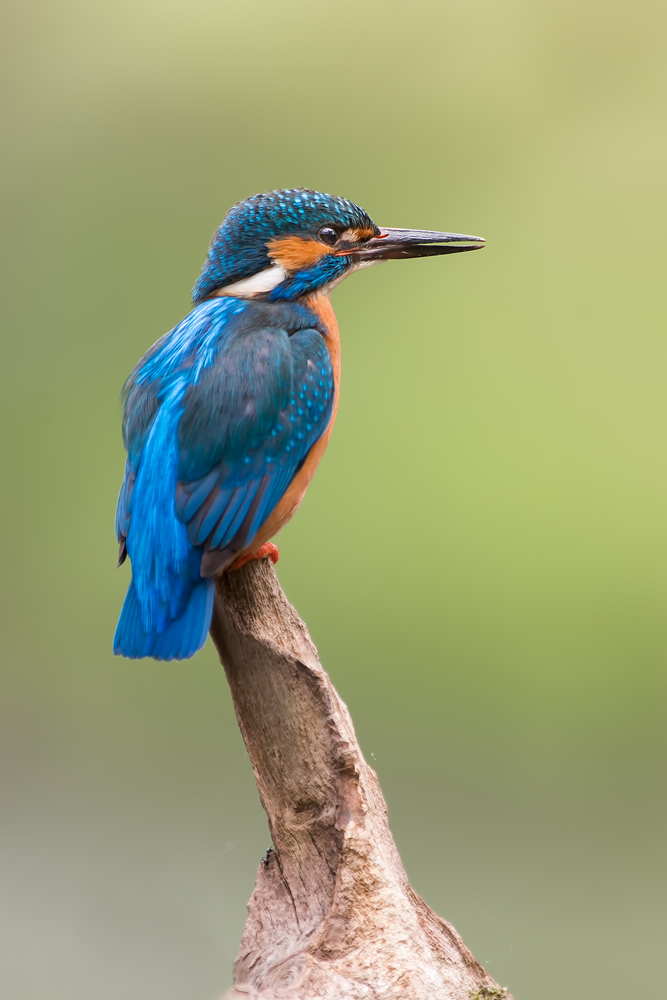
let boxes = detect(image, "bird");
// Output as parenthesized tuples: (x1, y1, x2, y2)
(113, 188, 484, 661)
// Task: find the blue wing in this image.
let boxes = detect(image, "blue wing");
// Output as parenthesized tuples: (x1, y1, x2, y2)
(114, 297, 334, 660)
(174, 319, 335, 575)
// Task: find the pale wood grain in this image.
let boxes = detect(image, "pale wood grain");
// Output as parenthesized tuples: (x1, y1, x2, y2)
(210, 557, 513, 1000)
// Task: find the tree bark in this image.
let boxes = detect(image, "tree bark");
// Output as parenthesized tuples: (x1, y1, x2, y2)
(210, 557, 513, 1000)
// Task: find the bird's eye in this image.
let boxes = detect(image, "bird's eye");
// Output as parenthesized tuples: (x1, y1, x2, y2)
(318, 226, 339, 247)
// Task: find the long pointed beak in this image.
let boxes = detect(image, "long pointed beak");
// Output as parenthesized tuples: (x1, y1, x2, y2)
(346, 227, 485, 262)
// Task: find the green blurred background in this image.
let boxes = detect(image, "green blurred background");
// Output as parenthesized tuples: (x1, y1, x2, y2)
(2, 1, 666, 997)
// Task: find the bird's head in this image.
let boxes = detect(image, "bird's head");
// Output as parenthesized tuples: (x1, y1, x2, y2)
(193, 188, 484, 305)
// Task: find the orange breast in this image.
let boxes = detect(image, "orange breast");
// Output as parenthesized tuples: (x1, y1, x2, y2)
(237, 292, 340, 557)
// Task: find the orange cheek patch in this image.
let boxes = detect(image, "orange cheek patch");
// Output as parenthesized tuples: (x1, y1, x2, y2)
(267, 235, 331, 270)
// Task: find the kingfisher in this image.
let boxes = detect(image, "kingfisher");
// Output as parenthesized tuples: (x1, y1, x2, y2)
(114, 188, 484, 660)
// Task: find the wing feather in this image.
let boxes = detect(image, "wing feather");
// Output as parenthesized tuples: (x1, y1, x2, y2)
(177, 325, 334, 561)
(117, 299, 335, 584)
(175, 469, 219, 520)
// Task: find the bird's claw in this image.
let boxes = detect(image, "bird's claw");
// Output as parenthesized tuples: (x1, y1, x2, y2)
(230, 542, 280, 571)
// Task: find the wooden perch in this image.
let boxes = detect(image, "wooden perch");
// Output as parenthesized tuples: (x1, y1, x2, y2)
(210, 557, 514, 1000)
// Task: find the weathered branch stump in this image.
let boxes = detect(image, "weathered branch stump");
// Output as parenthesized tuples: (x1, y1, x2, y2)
(210, 557, 513, 1000)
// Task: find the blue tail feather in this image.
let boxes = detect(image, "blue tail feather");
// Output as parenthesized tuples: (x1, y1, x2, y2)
(114, 577, 215, 661)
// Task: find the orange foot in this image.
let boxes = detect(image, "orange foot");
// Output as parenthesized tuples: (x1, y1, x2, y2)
(230, 542, 280, 572)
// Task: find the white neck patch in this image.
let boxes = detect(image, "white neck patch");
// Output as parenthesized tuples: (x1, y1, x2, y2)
(218, 264, 287, 298)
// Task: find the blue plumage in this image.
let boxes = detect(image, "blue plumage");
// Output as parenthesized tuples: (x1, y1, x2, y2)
(268, 255, 350, 301)
(114, 577, 214, 661)
(114, 295, 334, 660)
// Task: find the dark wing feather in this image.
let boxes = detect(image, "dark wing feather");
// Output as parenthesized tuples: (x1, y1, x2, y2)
(176, 324, 334, 573)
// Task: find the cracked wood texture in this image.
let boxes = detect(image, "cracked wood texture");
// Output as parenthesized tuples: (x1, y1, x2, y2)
(211, 557, 513, 1000)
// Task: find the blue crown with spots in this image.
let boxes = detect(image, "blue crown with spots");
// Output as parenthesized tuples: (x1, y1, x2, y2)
(192, 188, 376, 304)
